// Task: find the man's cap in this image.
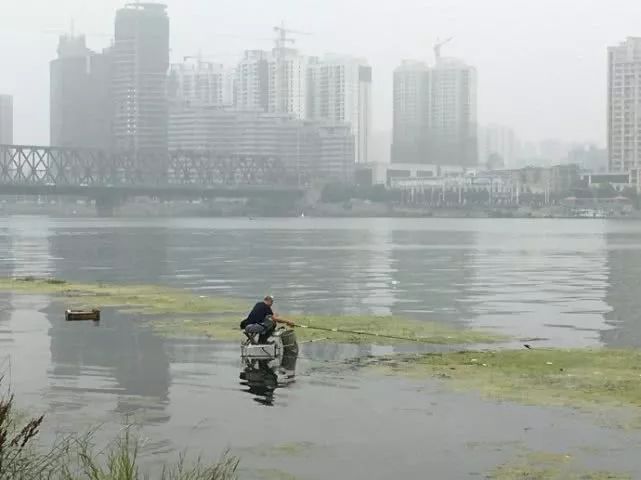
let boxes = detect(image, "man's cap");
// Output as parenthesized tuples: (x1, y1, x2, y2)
(264, 295, 274, 302)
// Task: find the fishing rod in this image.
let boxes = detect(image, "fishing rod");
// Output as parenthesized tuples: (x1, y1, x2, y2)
(285, 321, 430, 344)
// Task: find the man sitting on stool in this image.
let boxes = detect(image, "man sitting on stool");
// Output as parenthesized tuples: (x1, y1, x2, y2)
(240, 295, 293, 344)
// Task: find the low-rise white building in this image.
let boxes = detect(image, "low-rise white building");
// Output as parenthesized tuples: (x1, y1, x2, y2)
(355, 162, 466, 186)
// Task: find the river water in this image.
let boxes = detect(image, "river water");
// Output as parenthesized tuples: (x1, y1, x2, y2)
(1, 216, 641, 478)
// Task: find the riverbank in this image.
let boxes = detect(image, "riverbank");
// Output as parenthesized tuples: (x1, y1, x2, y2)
(2, 198, 640, 219)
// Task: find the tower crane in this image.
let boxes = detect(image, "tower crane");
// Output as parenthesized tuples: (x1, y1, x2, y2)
(434, 37, 453, 62)
(273, 21, 310, 50)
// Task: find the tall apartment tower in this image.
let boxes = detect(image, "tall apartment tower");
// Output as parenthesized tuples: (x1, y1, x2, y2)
(112, 3, 169, 153)
(429, 58, 477, 167)
(235, 50, 270, 112)
(391, 60, 430, 164)
(269, 47, 309, 119)
(308, 54, 371, 163)
(0, 95, 13, 144)
(391, 57, 477, 166)
(235, 48, 309, 119)
(608, 37, 641, 172)
(50, 35, 112, 149)
(168, 59, 233, 108)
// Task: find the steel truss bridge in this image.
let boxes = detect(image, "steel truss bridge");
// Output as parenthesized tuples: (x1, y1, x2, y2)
(0, 145, 304, 215)
(0, 144, 303, 196)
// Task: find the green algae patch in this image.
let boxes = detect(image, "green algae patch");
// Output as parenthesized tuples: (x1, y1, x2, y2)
(152, 317, 241, 341)
(372, 348, 641, 410)
(288, 315, 505, 345)
(0, 277, 244, 316)
(0, 277, 504, 345)
(253, 469, 303, 480)
(242, 441, 317, 458)
(265, 441, 315, 456)
(490, 451, 631, 479)
(152, 314, 505, 345)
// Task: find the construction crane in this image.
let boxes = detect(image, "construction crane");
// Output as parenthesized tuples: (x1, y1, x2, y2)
(271, 22, 311, 115)
(434, 37, 453, 62)
(273, 21, 310, 51)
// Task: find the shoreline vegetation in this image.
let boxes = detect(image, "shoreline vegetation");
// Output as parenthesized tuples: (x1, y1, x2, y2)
(0, 277, 504, 345)
(1, 198, 640, 219)
(2, 208, 640, 220)
(0, 379, 239, 479)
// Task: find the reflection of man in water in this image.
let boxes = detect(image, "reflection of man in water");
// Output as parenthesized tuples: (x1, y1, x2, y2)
(240, 361, 278, 406)
(240, 355, 297, 406)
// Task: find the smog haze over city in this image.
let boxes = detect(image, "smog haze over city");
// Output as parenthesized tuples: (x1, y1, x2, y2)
(5, 1, 641, 479)
(1, 0, 640, 146)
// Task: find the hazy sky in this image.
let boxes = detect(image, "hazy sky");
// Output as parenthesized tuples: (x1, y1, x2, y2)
(1, 0, 640, 146)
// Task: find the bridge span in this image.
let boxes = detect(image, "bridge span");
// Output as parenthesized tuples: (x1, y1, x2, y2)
(0, 145, 304, 215)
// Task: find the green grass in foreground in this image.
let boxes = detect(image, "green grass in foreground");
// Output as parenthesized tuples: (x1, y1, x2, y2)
(0, 377, 239, 480)
(490, 451, 631, 479)
(373, 348, 641, 409)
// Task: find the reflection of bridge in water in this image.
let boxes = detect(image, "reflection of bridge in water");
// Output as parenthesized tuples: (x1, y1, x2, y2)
(0, 144, 304, 215)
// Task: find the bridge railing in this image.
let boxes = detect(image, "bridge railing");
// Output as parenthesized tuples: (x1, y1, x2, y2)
(0, 145, 296, 187)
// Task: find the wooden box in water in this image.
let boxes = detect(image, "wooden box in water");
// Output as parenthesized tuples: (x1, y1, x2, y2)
(65, 309, 100, 322)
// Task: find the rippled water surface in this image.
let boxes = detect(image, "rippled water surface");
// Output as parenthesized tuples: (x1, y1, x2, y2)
(2, 216, 641, 478)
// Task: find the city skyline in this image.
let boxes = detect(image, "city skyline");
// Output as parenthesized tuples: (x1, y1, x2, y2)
(2, 0, 638, 147)
(44, 3, 371, 177)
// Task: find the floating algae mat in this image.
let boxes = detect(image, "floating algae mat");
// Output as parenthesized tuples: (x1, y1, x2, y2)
(154, 314, 506, 345)
(251, 469, 302, 480)
(489, 450, 632, 480)
(0, 277, 244, 316)
(371, 348, 641, 410)
(289, 315, 504, 344)
(0, 277, 504, 345)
